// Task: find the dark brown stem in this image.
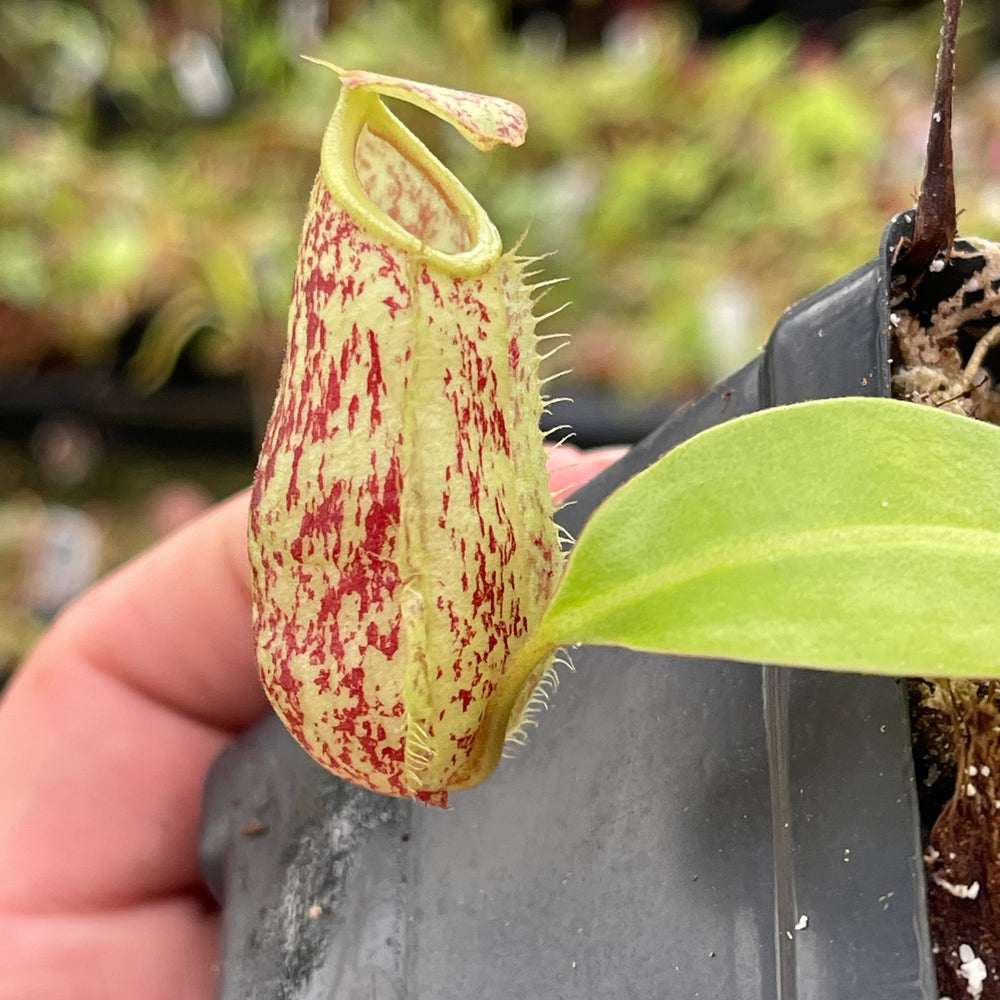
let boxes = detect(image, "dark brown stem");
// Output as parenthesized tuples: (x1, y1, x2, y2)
(896, 0, 961, 285)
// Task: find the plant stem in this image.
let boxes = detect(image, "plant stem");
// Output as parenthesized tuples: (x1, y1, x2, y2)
(896, 0, 961, 286)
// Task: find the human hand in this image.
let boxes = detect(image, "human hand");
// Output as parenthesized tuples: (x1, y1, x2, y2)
(0, 444, 624, 1000)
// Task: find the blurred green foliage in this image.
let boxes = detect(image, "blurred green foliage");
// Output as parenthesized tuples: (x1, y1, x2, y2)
(2, 0, 1000, 399)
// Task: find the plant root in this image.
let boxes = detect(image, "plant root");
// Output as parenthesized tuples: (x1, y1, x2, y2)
(921, 680, 1000, 999)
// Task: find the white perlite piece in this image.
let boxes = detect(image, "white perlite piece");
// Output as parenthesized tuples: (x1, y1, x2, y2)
(933, 876, 981, 900)
(794, 914, 809, 931)
(958, 943, 987, 999)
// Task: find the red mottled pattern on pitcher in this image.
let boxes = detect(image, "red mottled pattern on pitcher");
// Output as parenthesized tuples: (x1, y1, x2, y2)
(250, 177, 424, 798)
(249, 174, 561, 802)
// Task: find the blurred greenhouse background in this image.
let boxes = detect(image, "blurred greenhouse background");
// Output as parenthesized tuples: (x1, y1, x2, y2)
(3, 0, 1000, 672)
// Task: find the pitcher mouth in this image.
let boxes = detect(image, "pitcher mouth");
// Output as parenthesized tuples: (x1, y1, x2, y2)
(321, 87, 503, 277)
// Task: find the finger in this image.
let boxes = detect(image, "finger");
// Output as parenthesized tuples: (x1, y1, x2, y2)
(546, 444, 627, 497)
(52, 490, 266, 733)
(0, 897, 219, 1000)
(0, 493, 265, 910)
(0, 652, 232, 909)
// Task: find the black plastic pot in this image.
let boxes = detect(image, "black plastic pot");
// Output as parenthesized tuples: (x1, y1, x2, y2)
(199, 212, 937, 999)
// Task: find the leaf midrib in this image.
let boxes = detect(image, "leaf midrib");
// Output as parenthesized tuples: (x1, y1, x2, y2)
(544, 521, 1000, 640)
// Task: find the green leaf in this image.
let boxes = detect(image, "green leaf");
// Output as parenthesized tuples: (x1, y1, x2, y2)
(540, 396, 1000, 678)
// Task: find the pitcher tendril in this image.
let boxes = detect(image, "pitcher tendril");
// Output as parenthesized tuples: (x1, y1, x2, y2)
(249, 65, 564, 805)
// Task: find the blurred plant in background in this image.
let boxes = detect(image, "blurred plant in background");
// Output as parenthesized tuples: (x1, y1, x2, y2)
(3, 0, 1000, 670)
(7, 0, 1000, 398)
